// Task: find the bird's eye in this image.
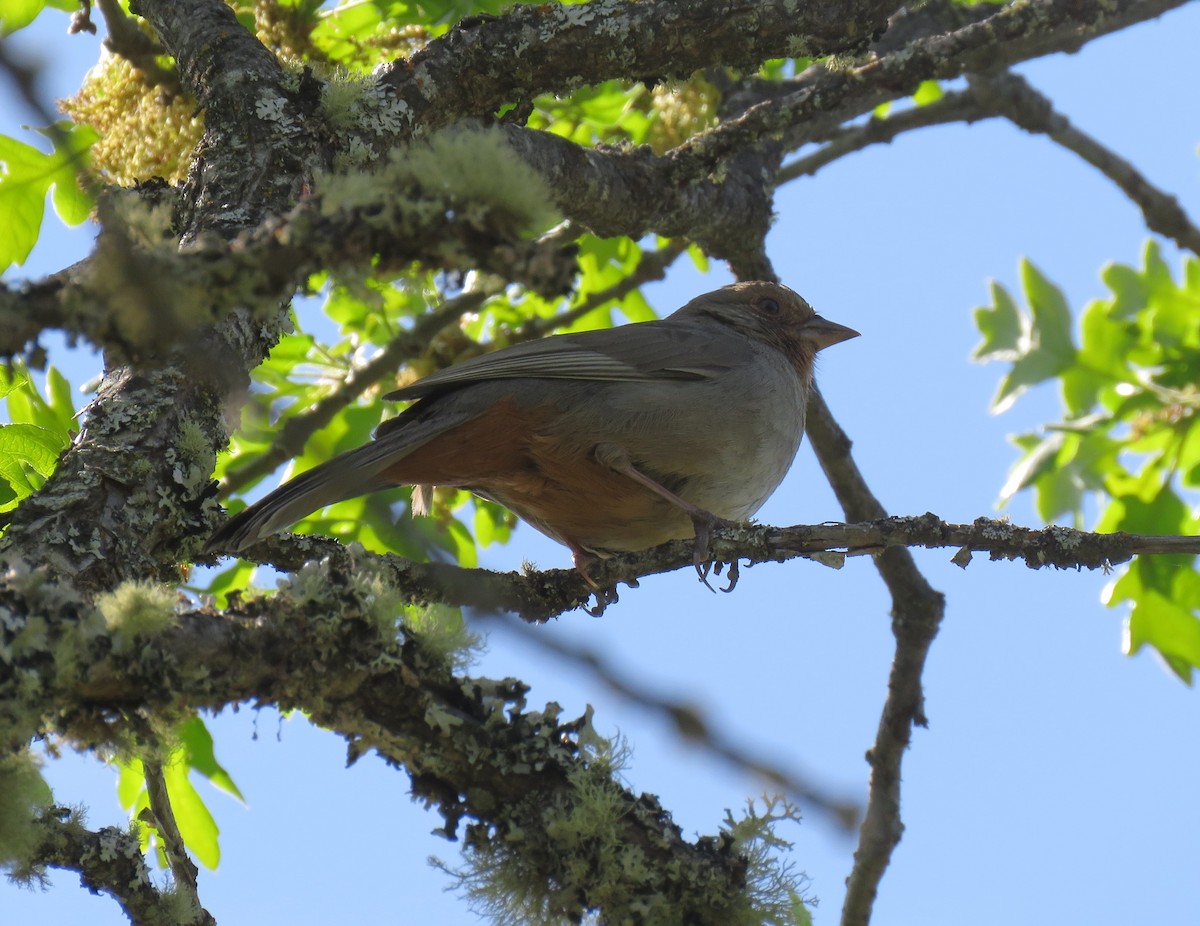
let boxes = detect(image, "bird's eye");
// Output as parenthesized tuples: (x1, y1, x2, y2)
(757, 297, 781, 315)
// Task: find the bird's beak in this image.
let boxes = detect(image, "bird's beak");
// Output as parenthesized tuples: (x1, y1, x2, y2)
(802, 315, 861, 351)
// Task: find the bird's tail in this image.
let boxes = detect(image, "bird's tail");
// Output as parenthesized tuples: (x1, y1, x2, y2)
(204, 451, 390, 554)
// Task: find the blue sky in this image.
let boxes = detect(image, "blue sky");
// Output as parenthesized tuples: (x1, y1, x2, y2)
(3, 5, 1199, 924)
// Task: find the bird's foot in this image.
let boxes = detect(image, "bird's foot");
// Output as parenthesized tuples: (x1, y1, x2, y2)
(573, 548, 626, 615)
(690, 511, 739, 592)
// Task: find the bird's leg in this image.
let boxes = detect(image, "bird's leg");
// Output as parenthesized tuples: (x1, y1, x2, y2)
(570, 545, 603, 589)
(566, 543, 622, 615)
(593, 444, 733, 575)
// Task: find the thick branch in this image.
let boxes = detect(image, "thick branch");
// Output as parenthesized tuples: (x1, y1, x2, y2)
(2, 564, 764, 926)
(676, 0, 1192, 172)
(383, 0, 899, 131)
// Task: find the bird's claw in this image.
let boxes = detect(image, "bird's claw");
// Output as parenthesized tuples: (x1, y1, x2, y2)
(691, 512, 740, 593)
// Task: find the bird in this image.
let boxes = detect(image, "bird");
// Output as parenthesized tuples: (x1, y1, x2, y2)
(205, 281, 858, 581)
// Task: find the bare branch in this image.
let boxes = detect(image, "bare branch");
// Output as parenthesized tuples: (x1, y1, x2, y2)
(969, 71, 1200, 256)
(777, 91, 985, 184)
(141, 762, 207, 922)
(206, 510, 1193, 624)
(802, 393, 945, 926)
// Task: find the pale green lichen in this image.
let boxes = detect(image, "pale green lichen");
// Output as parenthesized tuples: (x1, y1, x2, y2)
(724, 796, 814, 926)
(321, 71, 413, 168)
(320, 124, 560, 239)
(402, 603, 481, 669)
(168, 419, 216, 494)
(444, 760, 812, 925)
(390, 126, 561, 236)
(96, 581, 177, 656)
(0, 751, 53, 870)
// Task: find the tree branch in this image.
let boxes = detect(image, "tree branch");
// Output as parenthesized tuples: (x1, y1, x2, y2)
(675, 0, 1192, 173)
(802, 393, 945, 926)
(2, 563, 771, 926)
(26, 806, 207, 926)
(969, 71, 1200, 256)
(382, 0, 900, 132)
(141, 761, 207, 922)
(202, 511, 1193, 623)
(777, 91, 986, 184)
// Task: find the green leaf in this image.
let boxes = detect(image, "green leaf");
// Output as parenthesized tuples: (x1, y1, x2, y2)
(200, 559, 258, 607)
(113, 720, 240, 871)
(980, 262, 1078, 412)
(0, 422, 69, 509)
(1020, 259, 1076, 361)
(178, 717, 245, 803)
(998, 432, 1061, 505)
(310, 2, 386, 67)
(117, 756, 146, 810)
(0, 0, 75, 35)
(44, 366, 77, 432)
(1123, 586, 1200, 684)
(912, 80, 944, 106)
(619, 289, 658, 323)
(0, 423, 67, 477)
(0, 136, 50, 271)
(0, 123, 97, 273)
(5, 361, 79, 437)
(972, 281, 1023, 361)
(163, 757, 221, 869)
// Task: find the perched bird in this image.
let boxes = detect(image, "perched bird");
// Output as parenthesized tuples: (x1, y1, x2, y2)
(206, 281, 858, 579)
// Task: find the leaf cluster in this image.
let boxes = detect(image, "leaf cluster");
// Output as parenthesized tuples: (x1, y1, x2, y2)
(975, 244, 1200, 679)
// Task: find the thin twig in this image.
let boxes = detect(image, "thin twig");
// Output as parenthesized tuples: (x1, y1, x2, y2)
(969, 71, 1200, 256)
(777, 91, 985, 184)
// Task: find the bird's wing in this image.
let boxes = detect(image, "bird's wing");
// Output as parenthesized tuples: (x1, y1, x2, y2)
(385, 319, 751, 401)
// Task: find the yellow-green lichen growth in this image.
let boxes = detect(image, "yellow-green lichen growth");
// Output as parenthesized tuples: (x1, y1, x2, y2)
(389, 125, 561, 236)
(321, 71, 413, 167)
(724, 796, 814, 926)
(402, 603, 481, 669)
(96, 581, 177, 655)
(0, 751, 53, 871)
